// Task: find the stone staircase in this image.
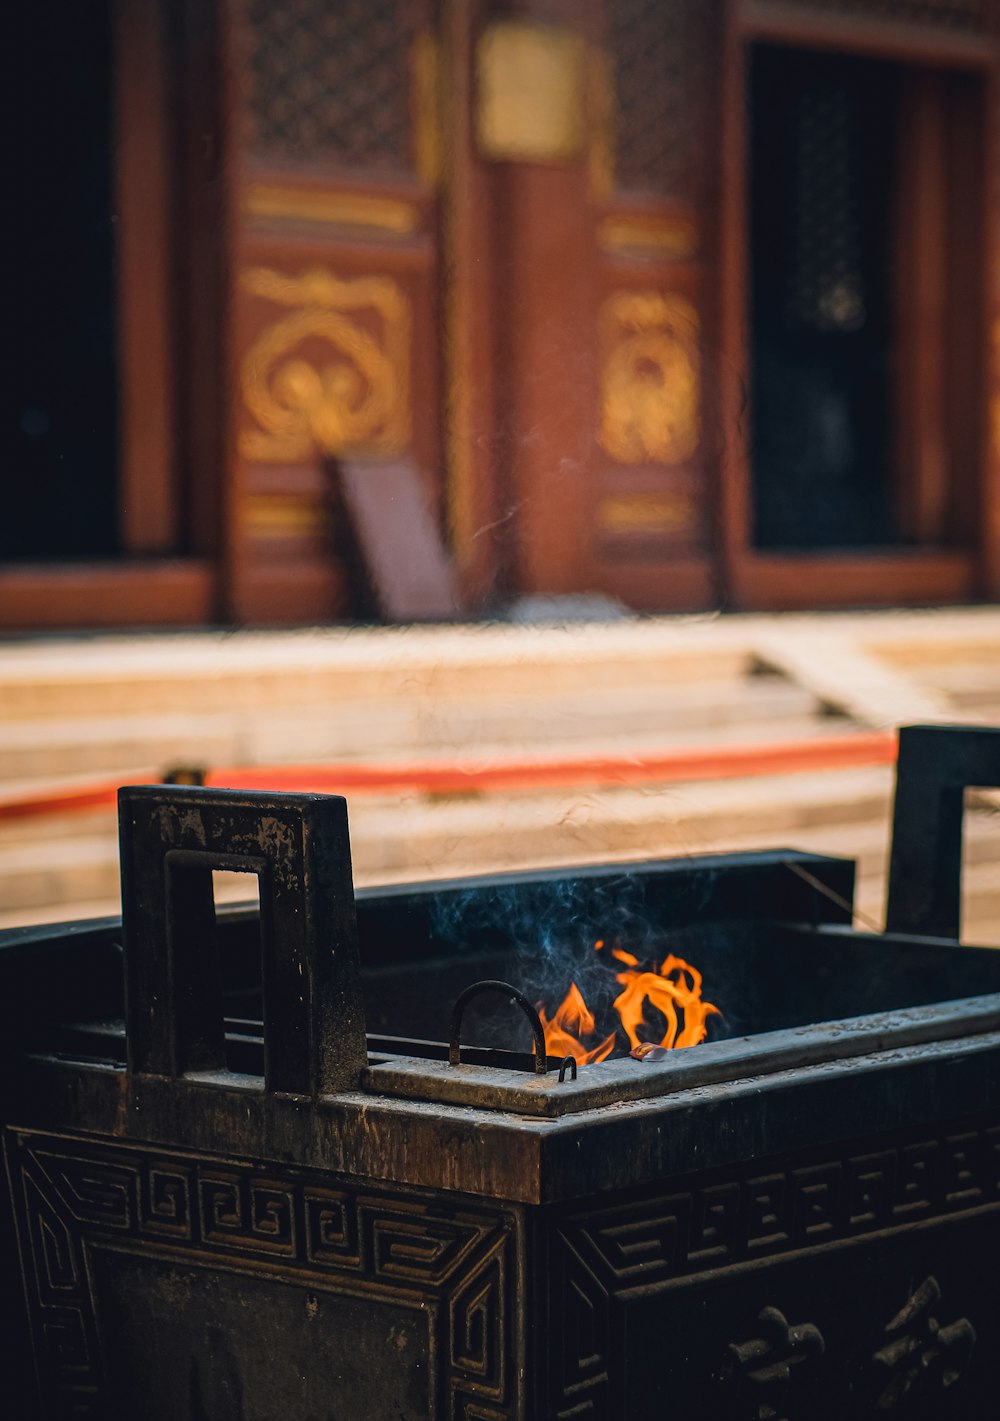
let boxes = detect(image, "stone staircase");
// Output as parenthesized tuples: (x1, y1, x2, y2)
(2, 609, 1000, 942)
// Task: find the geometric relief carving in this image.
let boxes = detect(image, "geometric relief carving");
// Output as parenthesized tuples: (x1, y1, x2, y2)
(724, 1305, 825, 1421)
(140, 1163, 191, 1237)
(36, 1151, 135, 1231)
(690, 1182, 741, 1261)
(845, 1152, 895, 1228)
(591, 1194, 690, 1280)
(4, 1129, 515, 1421)
(550, 1238, 609, 1421)
(449, 1239, 507, 1418)
(872, 1276, 976, 1411)
(942, 1132, 985, 1206)
(304, 1186, 360, 1269)
(240, 267, 412, 462)
(598, 292, 700, 466)
(549, 1122, 1000, 1419)
(894, 1141, 937, 1218)
(370, 1208, 483, 1288)
(566, 1125, 1000, 1290)
(791, 1162, 840, 1241)
(27, 1180, 80, 1299)
(199, 1172, 297, 1257)
(17, 1168, 97, 1414)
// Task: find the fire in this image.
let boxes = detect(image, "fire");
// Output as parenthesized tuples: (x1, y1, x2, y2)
(537, 982, 618, 1065)
(538, 943, 720, 1065)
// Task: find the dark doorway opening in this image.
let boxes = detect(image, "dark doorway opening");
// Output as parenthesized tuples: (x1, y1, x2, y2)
(749, 43, 899, 551)
(5, 0, 120, 562)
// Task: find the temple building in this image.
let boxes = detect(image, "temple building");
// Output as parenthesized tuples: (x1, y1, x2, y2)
(6, 0, 1000, 629)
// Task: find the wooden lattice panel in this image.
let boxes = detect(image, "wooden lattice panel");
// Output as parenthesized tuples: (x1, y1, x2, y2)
(606, 0, 713, 198)
(784, 67, 868, 332)
(245, 0, 419, 170)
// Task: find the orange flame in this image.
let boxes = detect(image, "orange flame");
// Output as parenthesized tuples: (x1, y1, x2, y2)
(537, 983, 618, 1065)
(538, 943, 720, 1065)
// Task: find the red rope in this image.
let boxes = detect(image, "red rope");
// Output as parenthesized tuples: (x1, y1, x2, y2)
(0, 731, 898, 824)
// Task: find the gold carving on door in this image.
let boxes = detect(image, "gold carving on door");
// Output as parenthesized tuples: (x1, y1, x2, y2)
(599, 292, 699, 465)
(240, 268, 412, 462)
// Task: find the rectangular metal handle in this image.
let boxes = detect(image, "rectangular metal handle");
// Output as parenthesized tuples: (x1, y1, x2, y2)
(885, 724, 1000, 940)
(119, 785, 367, 1095)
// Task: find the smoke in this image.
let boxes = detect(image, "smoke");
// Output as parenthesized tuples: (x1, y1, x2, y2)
(426, 866, 726, 1054)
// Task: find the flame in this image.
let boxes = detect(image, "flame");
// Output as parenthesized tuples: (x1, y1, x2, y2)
(538, 943, 719, 1065)
(537, 982, 618, 1065)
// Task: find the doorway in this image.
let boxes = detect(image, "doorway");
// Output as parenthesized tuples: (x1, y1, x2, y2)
(750, 44, 898, 550)
(5, 0, 121, 562)
(721, 21, 988, 608)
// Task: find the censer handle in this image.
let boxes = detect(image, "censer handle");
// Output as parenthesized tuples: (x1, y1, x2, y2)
(118, 784, 366, 1097)
(448, 979, 548, 1075)
(886, 724, 1000, 940)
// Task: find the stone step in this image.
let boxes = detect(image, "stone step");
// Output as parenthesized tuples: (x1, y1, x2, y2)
(0, 701, 857, 849)
(901, 661, 1000, 695)
(6, 606, 1000, 933)
(0, 678, 832, 783)
(0, 624, 755, 722)
(0, 764, 896, 914)
(5, 607, 1000, 729)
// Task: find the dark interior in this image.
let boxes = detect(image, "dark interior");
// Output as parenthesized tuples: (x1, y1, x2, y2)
(750, 42, 898, 550)
(4, 0, 120, 561)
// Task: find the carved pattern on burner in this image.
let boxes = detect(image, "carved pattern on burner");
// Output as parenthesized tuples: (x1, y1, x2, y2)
(567, 1130, 1000, 1288)
(4, 1129, 516, 1421)
(550, 1123, 1000, 1419)
(724, 1305, 825, 1421)
(872, 1275, 976, 1410)
(550, 1230, 611, 1420)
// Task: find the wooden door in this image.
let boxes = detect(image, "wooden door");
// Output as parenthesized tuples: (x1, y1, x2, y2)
(469, 0, 724, 612)
(718, 0, 999, 609)
(227, 0, 446, 622)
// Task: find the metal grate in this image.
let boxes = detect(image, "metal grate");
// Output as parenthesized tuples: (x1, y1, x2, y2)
(754, 0, 993, 33)
(245, 0, 418, 170)
(607, 0, 712, 197)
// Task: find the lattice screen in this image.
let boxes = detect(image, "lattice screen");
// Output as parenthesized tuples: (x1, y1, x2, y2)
(754, 0, 992, 33)
(607, 0, 713, 197)
(245, 0, 419, 170)
(788, 80, 867, 333)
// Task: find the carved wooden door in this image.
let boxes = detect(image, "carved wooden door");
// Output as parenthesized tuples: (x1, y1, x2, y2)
(465, 0, 722, 612)
(718, 0, 999, 610)
(230, 0, 444, 621)
(227, 0, 729, 622)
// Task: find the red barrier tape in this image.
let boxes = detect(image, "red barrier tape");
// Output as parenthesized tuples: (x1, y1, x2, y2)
(0, 732, 898, 824)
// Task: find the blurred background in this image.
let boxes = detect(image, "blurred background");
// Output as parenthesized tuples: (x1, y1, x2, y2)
(4, 0, 1000, 935)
